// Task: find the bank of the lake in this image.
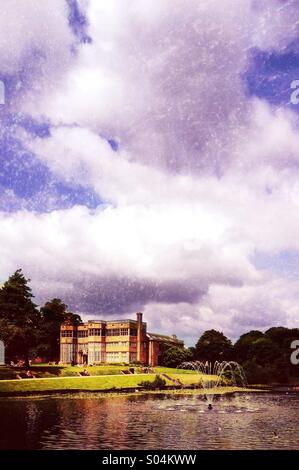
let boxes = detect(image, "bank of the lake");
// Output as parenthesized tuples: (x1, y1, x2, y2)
(0, 374, 216, 396)
(0, 364, 202, 379)
(0, 365, 264, 398)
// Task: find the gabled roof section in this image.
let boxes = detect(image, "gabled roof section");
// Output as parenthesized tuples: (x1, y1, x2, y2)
(147, 332, 184, 346)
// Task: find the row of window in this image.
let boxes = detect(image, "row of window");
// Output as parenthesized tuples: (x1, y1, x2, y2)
(88, 343, 104, 363)
(62, 328, 138, 338)
(60, 344, 76, 363)
(106, 341, 136, 348)
(89, 351, 102, 362)
(87, 328, 102, 336)
(60, 346, 138, 364)
(86, 342, 105, 351)
(106, 328, 138, 336)
(61, 330, 73, 337)
(106, 328, 128, 336)
(106, 352, 128, 363)
(78, 330, 88, 338)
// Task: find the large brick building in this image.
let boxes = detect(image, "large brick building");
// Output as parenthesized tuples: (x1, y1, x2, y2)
(60, 312, 183, 366)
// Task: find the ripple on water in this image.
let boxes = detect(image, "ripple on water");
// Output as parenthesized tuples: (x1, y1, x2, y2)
(0, 393, 298, 450)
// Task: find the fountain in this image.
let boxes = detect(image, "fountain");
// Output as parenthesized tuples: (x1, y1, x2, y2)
(179, 361, 247, 406)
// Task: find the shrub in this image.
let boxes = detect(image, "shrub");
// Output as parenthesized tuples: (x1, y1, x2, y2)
(138, 374, 166, 390)
(160, 345, 193, 368)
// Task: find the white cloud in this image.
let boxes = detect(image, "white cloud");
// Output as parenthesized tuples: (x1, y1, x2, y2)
(0, 0, 73, 80)
(1, 0, 299, 342)
(144, 276, 299, 345)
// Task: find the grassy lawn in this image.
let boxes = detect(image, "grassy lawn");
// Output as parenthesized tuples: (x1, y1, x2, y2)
(0, 376, 254, 396)
(0, 363, 217, 395)
(0, 369, 206, 394)
(0, 365, 140, 380)
(172, 373, 217, 385)
(155, 367, 199, 375)
(0, 374, 170, 393)
(0, 364, 198, 380)
(31, 364, 134, 377)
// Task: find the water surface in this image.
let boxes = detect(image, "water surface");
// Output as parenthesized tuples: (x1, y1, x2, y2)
(0, 392, 298, 450)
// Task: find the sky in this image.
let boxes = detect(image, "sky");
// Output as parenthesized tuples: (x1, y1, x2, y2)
(1, 0, 299, 345)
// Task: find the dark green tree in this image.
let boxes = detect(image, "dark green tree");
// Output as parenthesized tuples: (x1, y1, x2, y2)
(0, 269, 40, 366)
(37, 299, 67, 361)
(188, 346, 196, 359)
(265, 327, 291, 345)
(242, 359, 272, 384)
(233, 328, 299, 384)
(249, 337, 280, 366)
(37, 299, 82, 361)
(233, 330, 264, 362)
(195, 329, 232, 362)
(265, 327, 299, 350)
(160, 345, 193, 368)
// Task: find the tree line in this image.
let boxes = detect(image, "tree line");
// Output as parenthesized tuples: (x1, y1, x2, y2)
(0, 270, 81, 367)
(161, 328, 299, 384)
(0, 269, 299, 383)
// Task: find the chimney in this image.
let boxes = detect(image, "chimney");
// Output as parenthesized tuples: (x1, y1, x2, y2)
(136, 312, 143, 324)
(136, 312, 143, 362)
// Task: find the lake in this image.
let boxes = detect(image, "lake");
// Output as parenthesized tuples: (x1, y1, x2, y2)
(0, 392, 298, 450)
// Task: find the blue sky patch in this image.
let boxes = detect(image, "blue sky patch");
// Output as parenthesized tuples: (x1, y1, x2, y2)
(252, 249, 299, 278)
(67, 0, 92, 44)
(244, 45, 299, 108)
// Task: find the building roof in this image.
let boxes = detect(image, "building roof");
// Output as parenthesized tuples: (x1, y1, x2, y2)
(86, 319, 137, 323)
(83, 319, 146, 325)
(147, 332, 184, 346)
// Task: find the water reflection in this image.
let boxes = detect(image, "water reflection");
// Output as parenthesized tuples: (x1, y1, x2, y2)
(0, 393, 299, 450)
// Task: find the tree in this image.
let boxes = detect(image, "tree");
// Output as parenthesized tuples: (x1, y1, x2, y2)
(233, 330, 264, 362)
(265, 326, 299, 350)
(194, 329, 232, 362)
(0, 269, 40, 366)
(265, 327, 291, 346)
(38, 299, 66, 361)
(188, 346, 196, 360)
(249, 337, 280, 366)
(160, 345, 193, 368)
(242, 359, 272, 384)
(37, 299, 82, 361)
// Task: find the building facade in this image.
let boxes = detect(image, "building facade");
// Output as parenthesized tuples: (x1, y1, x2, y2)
(60, 312, 183, 366)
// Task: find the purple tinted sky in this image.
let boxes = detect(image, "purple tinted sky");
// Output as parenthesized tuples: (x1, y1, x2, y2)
(1, 0, 299, 344)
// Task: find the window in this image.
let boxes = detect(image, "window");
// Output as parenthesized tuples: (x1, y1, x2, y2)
(88, 342, 104, 363)
(60, 344, 77, 363)
(106, 352, 120, 363)
(121, 352, 128, 362)
(61, 330, 73, 338)
(88, 328, 102, 336)
(107, 342, 119, 348)
(107, 341, 129, 348)
(130, 352, 137, 362)
(120, 328, 128, 336)
(106, 329, 120, 336)
(130, 328, 137, 336)
(78, 330, 88, 338)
